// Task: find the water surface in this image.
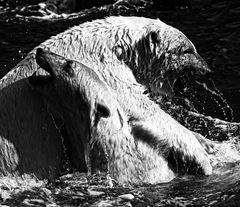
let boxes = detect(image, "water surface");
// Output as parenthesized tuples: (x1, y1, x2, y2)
(0, 1, 240, 206)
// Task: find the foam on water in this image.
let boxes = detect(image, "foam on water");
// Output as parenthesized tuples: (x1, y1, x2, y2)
(0, 174, 46, 201)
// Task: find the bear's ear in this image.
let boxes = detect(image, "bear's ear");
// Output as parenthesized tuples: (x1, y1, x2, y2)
(149, 31, 160, 44)
(62, 60, 75, 77)
(96, 102, 110, 118)
(148, 31, 161, 55)
(92, 101, 111, 127)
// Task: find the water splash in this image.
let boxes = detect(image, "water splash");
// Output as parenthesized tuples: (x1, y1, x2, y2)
(196, 80, 234, 122)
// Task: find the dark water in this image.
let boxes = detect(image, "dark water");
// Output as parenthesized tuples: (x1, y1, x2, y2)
(1, 0, 240, 206)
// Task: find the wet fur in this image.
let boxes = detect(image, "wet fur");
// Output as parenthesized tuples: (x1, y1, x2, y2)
(31, 47, 211, 184)
(29, 50, 175, 184)
(1, 17, 213, 182)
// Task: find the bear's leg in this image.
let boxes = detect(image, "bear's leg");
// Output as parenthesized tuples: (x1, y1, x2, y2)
(193, 132, 216, 154)
(130, 119, 212, 175)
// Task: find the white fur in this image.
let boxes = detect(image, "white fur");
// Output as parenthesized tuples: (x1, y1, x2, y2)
(1, 16, 213, 183)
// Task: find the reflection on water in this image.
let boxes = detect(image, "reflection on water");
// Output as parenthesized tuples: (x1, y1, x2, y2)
(0, 1, 240, 206)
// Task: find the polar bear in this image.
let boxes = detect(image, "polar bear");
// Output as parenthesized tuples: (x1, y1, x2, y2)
(1, 17, 213, 182)
(28, 48, 212, 185)
(1, 16, 211, 94)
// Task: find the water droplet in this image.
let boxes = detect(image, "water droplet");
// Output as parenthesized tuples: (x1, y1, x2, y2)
(196, 81, 234, 121)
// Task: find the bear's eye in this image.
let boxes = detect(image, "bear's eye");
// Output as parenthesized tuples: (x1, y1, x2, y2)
(183, 48, 194, 54)
(63, 61, 74, 77)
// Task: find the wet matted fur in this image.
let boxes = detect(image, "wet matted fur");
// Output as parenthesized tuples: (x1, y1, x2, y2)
(0, 17, 213, 183)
